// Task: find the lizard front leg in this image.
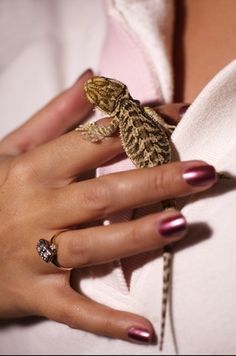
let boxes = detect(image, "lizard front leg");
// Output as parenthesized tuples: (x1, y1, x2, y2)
(76, 117, 120, 142)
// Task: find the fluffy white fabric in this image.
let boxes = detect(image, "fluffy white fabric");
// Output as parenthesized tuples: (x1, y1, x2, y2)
(107, 0, 174, 102)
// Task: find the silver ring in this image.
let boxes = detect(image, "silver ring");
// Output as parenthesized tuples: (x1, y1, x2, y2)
(36, 231, 72, 271)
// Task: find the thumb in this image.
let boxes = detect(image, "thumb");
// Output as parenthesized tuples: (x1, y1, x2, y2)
(0, 69, 93, 156)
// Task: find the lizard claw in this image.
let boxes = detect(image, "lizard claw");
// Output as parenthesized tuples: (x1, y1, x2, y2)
(75, 123, 102, 142)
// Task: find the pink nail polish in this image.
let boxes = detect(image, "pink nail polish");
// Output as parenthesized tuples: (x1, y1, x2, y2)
(158, 214, 187, 238)
(74, 69, 93, 84)
(128, 327, 152, 344)
(183, 165, 216, 186)
(179, 104, 190, 117)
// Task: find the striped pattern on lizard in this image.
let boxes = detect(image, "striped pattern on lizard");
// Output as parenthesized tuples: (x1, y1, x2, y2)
(76, 76, 176, 351)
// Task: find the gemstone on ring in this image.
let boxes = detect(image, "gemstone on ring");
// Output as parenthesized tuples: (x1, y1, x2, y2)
(36, 239, 57, 263)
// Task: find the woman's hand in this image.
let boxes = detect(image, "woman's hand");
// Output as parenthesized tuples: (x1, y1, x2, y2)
(0, 70, 217, 344)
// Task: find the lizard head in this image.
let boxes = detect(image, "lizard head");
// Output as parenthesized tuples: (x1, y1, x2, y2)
(84, 76, 130, 115)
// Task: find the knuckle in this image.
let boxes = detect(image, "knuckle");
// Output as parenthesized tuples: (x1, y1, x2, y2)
(63, 309, 81, 330)
(152, 166, 176, 199)
(9, 158, 35, 183)
(130, 219, 158, 249)
(129, 223, 147, 249)
(67, 316, 79, 330)
(54, 97, 71, 125)
(152, 169, 167, 197)
(81, 177, 112, 217)
(69, 235, 93, 267)
(102, 309, 117, 336)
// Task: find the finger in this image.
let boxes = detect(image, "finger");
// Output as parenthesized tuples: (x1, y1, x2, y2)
(20, 118, 122, 185)
(44, 288, 154, 344)
(13, 103, 190, 185)
(53, 210, 187, 269)
(47, 160, 217, 227)
(0, 69, 93, 156)
(30, 102, 190, 184)
(155, 103, 191, 125)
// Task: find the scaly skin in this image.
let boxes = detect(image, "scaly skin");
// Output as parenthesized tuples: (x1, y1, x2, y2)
(76, 76, 175, 351)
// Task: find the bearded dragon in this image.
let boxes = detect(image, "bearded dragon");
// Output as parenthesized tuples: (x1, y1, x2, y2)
(76, 76, 176, 350)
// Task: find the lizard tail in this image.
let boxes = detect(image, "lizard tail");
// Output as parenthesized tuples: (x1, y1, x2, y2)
(159, 245, 172, 351)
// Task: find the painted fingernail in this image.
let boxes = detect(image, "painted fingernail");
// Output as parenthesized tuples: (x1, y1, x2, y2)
(158, 214, 187, 238)
(75, 69, 93, 83)
(179, 104, 190, 117)
(183, 165, 216, 186)
(128, 327, 152, 344)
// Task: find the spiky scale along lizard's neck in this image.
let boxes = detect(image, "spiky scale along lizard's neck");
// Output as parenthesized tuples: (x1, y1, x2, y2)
(111, 97, 141, 119)
(102, 95, 127, 118)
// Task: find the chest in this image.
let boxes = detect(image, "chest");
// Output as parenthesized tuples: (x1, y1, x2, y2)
(174, 0, 236, 103)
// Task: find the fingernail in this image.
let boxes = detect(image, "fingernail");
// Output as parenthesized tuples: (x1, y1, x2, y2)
(158, 214, 187, 238)
(74, 69, 93, 84)
(183, 165, 217, 186)
(179, 104, 190, 117)
(128, 327, 152, 344)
